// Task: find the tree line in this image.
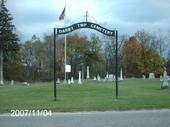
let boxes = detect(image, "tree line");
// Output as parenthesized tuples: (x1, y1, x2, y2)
(3, 30, 169, 82)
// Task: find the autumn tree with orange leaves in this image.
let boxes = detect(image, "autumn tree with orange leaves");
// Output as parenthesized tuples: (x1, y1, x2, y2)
(123, 36, 164, 77)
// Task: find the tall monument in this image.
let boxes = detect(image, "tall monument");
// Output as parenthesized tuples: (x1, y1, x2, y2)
(120, 68, 123, 81)
(86, 66, 90, 79)
(161, 67, 169, 89)
(78, 71, 82, 84)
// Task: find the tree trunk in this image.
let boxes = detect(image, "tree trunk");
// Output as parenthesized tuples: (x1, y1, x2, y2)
(0, 49, 4, 85)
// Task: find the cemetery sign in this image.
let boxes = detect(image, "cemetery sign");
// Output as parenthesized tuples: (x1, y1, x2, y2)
(57, 22, 115, 36)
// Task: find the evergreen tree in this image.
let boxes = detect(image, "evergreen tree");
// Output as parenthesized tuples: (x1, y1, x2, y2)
(0, 0, 19, 85)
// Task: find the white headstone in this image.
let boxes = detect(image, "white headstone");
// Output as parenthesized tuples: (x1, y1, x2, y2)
(149, 73, 155, 79)
(11, 80, 14, 85)
(0, 80, 4, 85)
(161, 68, 169, 89)
(71, 77, 74, 84)
(120, 68, 123, 81)
(97, 74, 101, 81)
(108, 74, 114, 82)
(106, 72, 109, 80)
(87, 66, 90, 79)
(22, 82, 29, 86)
(113, 75, 116, 80)
(160, 75, 163, 81)
(78, 71, 82, 84)
(56, 78, 60, 84)
(93, 76, 96, 80)
(68, 79, 71, 85)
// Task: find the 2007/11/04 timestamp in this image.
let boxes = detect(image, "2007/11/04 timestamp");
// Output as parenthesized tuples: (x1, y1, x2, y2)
(10, 110, 52, 117)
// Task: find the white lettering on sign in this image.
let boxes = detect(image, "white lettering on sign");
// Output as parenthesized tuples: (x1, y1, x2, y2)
(90, 24, 113, 36)
(77, 23, 87, 28)
(58, 26, 74, 34)
(57, 22, 115, 36)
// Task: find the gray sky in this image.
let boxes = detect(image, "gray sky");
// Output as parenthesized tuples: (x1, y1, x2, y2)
(6, 0, 170, 41)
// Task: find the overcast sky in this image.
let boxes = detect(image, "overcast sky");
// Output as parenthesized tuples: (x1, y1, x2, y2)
(6, 0, 170, 41)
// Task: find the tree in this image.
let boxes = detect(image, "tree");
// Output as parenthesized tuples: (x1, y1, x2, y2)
(103, 37, 115, 74)
(152, 34, 166, 57)
(55, 34, 104, 79)
(0, 1, 19, 84)
(135, 30, 152, 48)
(43, 34, 53, 80)
(21, 36, 37, 81)
(21, 35, 50, 81)
(123, 36, 143, 77)
(123, 36, 164, 77)
(57, 34, 90, 78)
(165, 47, 170, 74)
(136, 30, 165, 75)
(144, 48, 164, 75)
(87, 34, 103, 76)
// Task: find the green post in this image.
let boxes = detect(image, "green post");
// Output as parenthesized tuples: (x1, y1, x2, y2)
(115, 30, 118, 99)
(53, 28, 57, 101)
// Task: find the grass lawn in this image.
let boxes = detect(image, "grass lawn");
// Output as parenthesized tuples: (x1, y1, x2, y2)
(0, 79, 170, 112)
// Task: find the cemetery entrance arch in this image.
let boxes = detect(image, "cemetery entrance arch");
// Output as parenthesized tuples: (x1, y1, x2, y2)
(53, 22, 118, 101)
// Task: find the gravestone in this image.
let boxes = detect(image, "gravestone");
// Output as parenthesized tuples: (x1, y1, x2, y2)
(108, 74, 114, 82)
(71, 77, 74, 84)
(160, 75, 163, 81)
(11, 80, 14, 85)
(93, 76, 96, 80)
(120, 68, 123, 81)
(114, 75, 116, 80)
(106, 72, 109, 80)
(86, 66, 90, 79)
(78, 71, 82, 84)
(68, 79, 71, 85)
(97, 74, 101, 81)
(22, 82, 29, 86)
(149, 73, 155, 79)
(161, 67, 169, 89)
(56, 78, 60, 84)
(142, 75, 146, 80)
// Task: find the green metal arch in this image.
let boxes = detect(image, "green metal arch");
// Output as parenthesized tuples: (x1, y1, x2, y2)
(56, 22, 115, 36)
(53, 22, 118, 101)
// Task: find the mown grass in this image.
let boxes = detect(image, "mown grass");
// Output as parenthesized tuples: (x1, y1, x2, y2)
(0, 79, 170, 112)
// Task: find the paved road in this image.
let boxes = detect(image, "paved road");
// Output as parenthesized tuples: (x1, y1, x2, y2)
(0, 109, 170, 127)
